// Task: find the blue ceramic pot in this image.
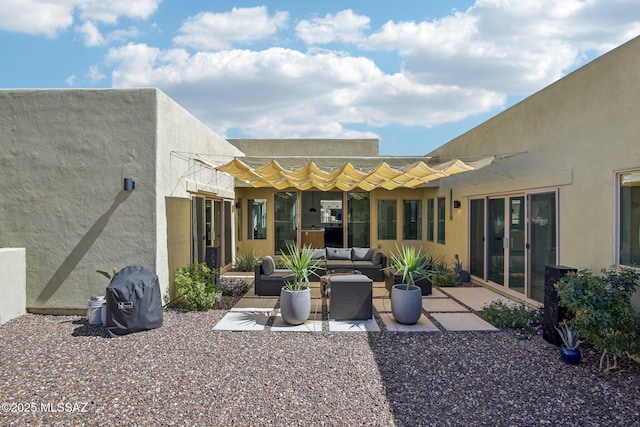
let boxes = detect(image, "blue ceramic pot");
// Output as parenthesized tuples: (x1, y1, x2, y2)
(560, 345, 581, 365)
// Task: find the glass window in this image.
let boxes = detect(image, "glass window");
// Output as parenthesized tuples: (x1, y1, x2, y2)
(348, 192, 370, 247)
(620, 171, 640, 266)
(437, 197, 446, 244)
(247, 199, 267, 240)
(403, 200, 422, 240)
(236, 199, 242, 241)
(274, 192, 297, 254)
(427, 199, 435, 242)
(378, 199, 397, 240)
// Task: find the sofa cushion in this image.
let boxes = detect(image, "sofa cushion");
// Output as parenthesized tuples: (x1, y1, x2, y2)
(262, 256, 276, 276)
(326, 248, 352, 260)
(352, 247, 374, 261)
(372, 250, 382, 265)
(311, 249, 326, 260)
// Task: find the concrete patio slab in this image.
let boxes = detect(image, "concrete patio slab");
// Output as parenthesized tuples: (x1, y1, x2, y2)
(231, 298, 278, 311)
(329, 319, 380, 332)
(422, 298, 468, 312)
(431, 312, 499, 332)
(379, 313, 440, 333)
(440, 287, 515, 311)
(372, 287, 388, 298)
(213, 311, 270, 331)
(425, 288, 447, 298)
(271, 315, 322, 332)
(373, 298, 392, 313)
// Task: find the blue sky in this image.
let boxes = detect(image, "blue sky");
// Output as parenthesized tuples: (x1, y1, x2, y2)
(1, 1, 640, 155)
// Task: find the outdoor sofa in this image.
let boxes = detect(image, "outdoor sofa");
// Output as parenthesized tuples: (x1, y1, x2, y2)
(254, 248, 387, 296)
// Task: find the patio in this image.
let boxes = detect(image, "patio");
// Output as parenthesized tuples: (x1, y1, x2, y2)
(1, 304, 639, 426)
(213, 279, 511, 333)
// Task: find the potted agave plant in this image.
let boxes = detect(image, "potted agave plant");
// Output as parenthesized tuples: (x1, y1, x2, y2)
(555, 322, 582, 365)
(386, 245, 432, 324)
(279, 243, 322, 325)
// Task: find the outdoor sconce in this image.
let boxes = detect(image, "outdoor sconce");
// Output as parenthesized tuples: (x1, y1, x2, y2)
(124, 177, 135, 191)
(309, 207, 317, 213)
(453, 200, 461, 209)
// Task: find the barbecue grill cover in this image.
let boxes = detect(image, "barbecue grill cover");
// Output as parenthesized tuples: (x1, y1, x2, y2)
(106, 266, 163, 337)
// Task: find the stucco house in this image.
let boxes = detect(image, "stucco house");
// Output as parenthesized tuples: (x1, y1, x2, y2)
(222, 35, 640, 309)
(2, 34, 639, 317)
(0, 89, 242, 314)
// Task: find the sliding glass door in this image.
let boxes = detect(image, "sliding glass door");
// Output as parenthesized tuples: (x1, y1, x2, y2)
(470, 191, 557, 302)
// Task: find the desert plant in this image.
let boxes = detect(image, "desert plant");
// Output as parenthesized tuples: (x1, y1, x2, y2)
(174, 263, 217, 311)
(557, 266, 640, 373)
(481, 300, 543, 335)
(432, 266, 462, 287)
(218, 277, 250, 297)
(555, 322, 581, 350)
(281, 243, 322, 291)
(235, 250, 260, 272)
(385, 245, 432, 290)
(96, 268, 117, 280)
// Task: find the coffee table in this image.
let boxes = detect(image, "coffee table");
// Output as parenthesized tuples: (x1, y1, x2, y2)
(320, 269, 361, 297)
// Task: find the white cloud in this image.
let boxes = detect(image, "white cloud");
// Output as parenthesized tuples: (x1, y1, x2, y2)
(78, 0, 160, 24)
(106, 44, 504, 138)
(0, 0, 159, 38)
(173, 6, 289, 50)
(296, 9, 370, 45)
(88, 65, 105, 82)
(0, 0, 74, 37)
(76, 21, 104, 46)
(364, 0, 640, 95)
(65, 74, 77, 86)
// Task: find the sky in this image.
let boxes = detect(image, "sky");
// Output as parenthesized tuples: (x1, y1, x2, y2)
(1, 1, 640, 155)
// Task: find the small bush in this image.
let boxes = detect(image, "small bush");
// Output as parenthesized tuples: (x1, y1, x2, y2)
(557, 266, 640, 372)
(174, 263, 217, 311)
(275, 257, 288, 269)
(432, 267, 462, 287)
(481, 300, 543, 335)
(235, 250, 260, 272)
(218, 278, 250, 297)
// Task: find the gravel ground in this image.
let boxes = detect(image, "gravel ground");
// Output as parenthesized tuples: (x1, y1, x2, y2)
(1, 299, 639, 426)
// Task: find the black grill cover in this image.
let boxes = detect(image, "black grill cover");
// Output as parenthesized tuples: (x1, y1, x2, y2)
(106, 266, 163, 337)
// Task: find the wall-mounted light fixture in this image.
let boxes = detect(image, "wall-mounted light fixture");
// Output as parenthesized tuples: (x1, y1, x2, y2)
(124, 177, 135, 191)
(309, 207, 317, 213)
(453, 200, 461, 209)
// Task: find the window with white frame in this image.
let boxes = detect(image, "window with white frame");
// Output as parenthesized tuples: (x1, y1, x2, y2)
(619, 171, 640, 266)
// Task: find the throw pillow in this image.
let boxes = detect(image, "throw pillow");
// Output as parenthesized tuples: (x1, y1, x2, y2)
(326, 248, 352, 260)
(352, 247, 374, 261)
(262, 256, 275, 276)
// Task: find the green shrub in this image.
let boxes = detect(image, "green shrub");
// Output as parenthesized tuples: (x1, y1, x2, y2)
(235, 250, 260, 272)
(481, 300, 543, 335)
(432, 267, 462, 287)
(557, 266, 640, 372)
(174, 263, 217, 311)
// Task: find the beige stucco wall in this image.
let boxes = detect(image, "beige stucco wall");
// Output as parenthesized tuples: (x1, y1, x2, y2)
(428, 36, 640, 307)
(0, 89, 242, 312)
(0, 89, 159, 312)
(228, 139, 378, 157)
(155, 91, 242, 292)
(0, 248, 26, 324)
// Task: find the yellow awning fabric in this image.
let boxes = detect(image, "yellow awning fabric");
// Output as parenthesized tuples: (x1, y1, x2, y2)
(213, 156, 495, 191)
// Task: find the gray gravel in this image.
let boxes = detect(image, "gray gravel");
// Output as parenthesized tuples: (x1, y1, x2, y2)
(1, 300, 639, 426)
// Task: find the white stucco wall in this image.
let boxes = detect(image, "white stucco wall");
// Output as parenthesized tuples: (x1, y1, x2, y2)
(0, 248, 26, 324)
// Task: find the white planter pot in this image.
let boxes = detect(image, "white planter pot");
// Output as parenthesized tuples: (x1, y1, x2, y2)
(280, 287, 311, 325)
(390, 284, 422, 324)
